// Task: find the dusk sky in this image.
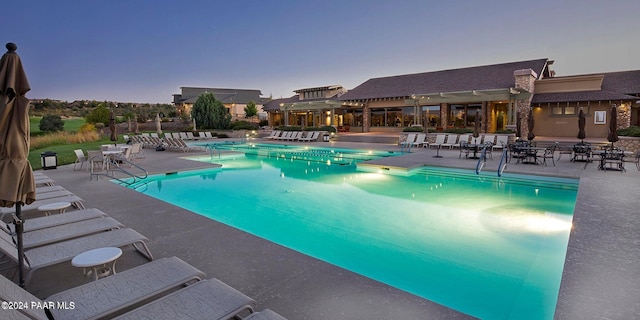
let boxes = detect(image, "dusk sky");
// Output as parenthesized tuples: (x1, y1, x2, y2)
(3, 0, 639, 103)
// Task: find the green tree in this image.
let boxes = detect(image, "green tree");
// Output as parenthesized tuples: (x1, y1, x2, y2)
(244, 100, 258, 119)
(39, 114, 64, 132)
(85, 104, 111, 124)
(192, 93, 231, 129)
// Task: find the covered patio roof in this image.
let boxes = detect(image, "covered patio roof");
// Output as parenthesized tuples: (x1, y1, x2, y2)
(408, 87, 531, 105)
(279, 99, 342, 111)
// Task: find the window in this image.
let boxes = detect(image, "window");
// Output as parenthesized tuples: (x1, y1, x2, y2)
(550, 103, 582, 115)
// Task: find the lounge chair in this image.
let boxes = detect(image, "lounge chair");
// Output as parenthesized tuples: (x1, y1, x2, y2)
(245, 309, 288, 320)
(266, 130, 281, 140)
(287, 131, 304, 141)
(427, 134, 446, 149)
(3, 208, 108, 233)
(0, 257, 204, 320)
(0, 227, 153, 285)
(493, 135, 509, 151)
(0, 217, 123, 249)
(298, 131, 320, 142)
(399, 133, 417, 149)
(112, 279, 255, 320)
(470, 135, 483, 145)
(483, 134, 496, 146)
(35, 185, 66, 194)
(441, 134, 458, 149)
(0, 195, 86, 217)
(73, 149, 87, 171)
(411, 133, 427, 148)
(34, 189, 74, 201)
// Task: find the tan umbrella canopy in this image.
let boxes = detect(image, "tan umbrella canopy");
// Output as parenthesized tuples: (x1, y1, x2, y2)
(608, 104, 619, 148)
(0, 43, 36, 287)
(577, 108, 586, 144)
(156, 113, 162, 135)
(527, 107, 535, 141)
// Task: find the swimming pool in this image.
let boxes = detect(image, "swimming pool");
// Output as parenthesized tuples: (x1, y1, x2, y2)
(123, 147, 578, 319)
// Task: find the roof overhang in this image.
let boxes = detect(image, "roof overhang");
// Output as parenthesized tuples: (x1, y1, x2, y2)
(279, 100, 342, 111)
(407, 88, 531, 104)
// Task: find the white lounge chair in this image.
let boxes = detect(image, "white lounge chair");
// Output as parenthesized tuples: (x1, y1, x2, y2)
(299, 131, 320, 142)
(266, 130, 281, 140)
(0, 217, 123, 249)
(428, 134, 446, 149)
(3, 208, 108, 233)
(493, 135, 509, 150)
(441, 134, 458, 149)
(0, 257, 204, 320)
(411, 133, 428, 148)
(0, 227, 153, 285)
(0, 195, 86, 217)
(112, 279, 255, 320)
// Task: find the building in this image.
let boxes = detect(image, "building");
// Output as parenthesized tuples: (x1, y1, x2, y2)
(172, 87, 265, 120)
(262, 85, 347, 128)
(263, 59, 640, 139)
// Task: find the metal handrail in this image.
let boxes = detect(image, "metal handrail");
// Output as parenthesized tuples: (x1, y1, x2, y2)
(90, 154, 148, 185)
(497, 147, 509, 177)
(475, 145, 487, 174)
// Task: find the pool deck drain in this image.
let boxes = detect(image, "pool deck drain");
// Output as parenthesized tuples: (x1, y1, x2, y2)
(13, 138, 640, 319)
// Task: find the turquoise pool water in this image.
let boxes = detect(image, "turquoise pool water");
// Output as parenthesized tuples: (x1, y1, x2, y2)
(123, 146, 578, 319)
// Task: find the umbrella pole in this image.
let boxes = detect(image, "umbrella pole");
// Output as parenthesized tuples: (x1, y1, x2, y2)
(13, 203, 25, 288)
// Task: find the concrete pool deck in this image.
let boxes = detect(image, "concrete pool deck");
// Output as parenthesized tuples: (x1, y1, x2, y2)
(13, 137, 640, 319)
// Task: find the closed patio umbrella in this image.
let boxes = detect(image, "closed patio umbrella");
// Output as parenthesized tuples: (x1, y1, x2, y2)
(527, 107, 535, 141)
(156, 113, 162, 135)
(473, 110, 481, 139)
(0, 43, 36, 287)
(109, 109, 117, 145)
(608, 104, 619, 148)
(577, 108, 586, 144)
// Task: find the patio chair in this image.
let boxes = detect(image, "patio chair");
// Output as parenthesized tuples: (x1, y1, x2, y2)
(3, 208, 108, 233)
(454, 134, 471, 149)
(0, 227, 153, 286)
(400, 133, 417, 149)
(112, 279, 256, 320)
(626, 150, 640, 171)
(541, 144, 556, 166)
(34, 189, 74, 201)
(459, 141, 470, 158)
(87, 150, 105, 171)
(73, 149, 87, 171)
(0, 257, 204, 320)
(130, 143, 145, 159)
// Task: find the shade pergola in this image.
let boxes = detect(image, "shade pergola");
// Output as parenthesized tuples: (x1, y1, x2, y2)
(409, 87, 531, 104)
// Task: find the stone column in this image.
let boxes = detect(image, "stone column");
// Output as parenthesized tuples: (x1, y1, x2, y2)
(363, 102, 370, 132)
(440, 103, 448, 128)
(514, 69, 537, 134)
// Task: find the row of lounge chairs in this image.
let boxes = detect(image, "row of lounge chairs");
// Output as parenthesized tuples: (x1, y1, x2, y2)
(266, 130, 322, 142)
(128, 135, 204, 152)
(400, 133, 510, 150)
(0, 173, 287, 319)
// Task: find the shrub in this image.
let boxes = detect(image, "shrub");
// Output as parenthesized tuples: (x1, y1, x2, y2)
(403, 126, 424, 132)
(39, 114, 64, 133)
(617, 126, 640, 137)
(232, 121, 258, 130)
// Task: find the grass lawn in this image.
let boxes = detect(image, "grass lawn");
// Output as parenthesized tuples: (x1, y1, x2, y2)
(30, 117, 86, 134)
(29, 138, 123, 170)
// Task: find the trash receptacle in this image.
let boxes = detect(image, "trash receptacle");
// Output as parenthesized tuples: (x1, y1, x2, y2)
(41, 151, 57, 170)
(322, 133, 330, 142)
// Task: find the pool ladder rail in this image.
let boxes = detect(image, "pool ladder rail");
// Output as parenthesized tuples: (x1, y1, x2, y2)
(475, 146, 509, 177)
(90, 154, 149, 185)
